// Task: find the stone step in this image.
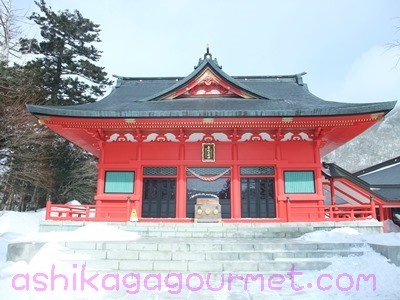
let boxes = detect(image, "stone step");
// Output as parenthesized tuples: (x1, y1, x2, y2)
(55, 236, 367, 274)
(62, 240, 365, 252)
(39, 220, 383, 235)
(63, 259, 332, 272)
(12, 221, 379, 275)
(133, 231, 303, 238)
(70, 249, 364, 261)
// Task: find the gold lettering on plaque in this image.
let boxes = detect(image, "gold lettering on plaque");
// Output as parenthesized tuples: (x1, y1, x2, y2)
(202, 143, 215, 162)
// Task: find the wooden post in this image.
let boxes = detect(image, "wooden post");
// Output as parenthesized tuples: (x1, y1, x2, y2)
(45, 199, 51, 220)
(328, 205, 333, 220)
(370, 196, 376, 219)
(378, 204, 384, 222)
(85, 205, 90, 221)
(330, 178, 336, 205)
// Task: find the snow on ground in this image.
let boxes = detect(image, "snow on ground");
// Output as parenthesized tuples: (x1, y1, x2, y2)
(1, 209, 400, 299)
(0, 209, 46, 265)
(0, 209, 140, 300)
(12, 222, 140, 244)
(283, 247, 400, 300)
(298, 225, 400, 245)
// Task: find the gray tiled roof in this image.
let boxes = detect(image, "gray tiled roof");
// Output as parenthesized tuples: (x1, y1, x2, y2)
(353, 157, 400, 201)
(26, 53, 397, 118)
(369, 186, 400, 201)
(355, 157, 400, 185)
(359, 164, 400, 185)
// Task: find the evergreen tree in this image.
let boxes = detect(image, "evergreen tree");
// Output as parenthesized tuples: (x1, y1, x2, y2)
(20, 0, 111, 105)
(15, 0, 108, 205)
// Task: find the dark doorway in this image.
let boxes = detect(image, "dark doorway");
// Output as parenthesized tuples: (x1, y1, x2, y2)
(142, 178, 176, 218)
(241, 178, 276, 218)
(186, 178, 231, 218)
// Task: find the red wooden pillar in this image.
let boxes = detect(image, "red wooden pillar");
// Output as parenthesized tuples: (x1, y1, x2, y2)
(276, 169, 286, 221)
(370, 198, 376, 219)
(177, 164, 187, 218)
(274, 138, 286, 220)
(135, 166, 143, 218)
(176, 132, 186, 218)
(96, 141, 105, 198)
(314, 140, 323, 197)
(231, 164, 241, 218)
(314, 140, 325, 219)
(330, 178, 336, 205)
(135, 134, 143, 218)
(45, 200, 51, 220)
(231, 132, 241, 219)
(380, 208, 384, 220)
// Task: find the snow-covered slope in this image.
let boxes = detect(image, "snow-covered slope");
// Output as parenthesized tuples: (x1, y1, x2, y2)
(325, 106, 400, 172)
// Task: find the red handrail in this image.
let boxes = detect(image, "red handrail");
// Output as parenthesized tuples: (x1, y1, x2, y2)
(286, 201, 376, 221)
(45, 200, 376, 222)
(46, 201, 131, 222)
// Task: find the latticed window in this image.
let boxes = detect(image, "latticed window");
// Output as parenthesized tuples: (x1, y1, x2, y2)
(104, 171, 134, 193)
(284, 171, 315, 194)
(240, 166, 275, 176)
(143, 167, 177, 176)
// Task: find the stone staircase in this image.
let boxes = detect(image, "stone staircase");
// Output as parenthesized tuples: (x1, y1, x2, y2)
(46, 222, 376, 274)
(61, 238, 365, 274)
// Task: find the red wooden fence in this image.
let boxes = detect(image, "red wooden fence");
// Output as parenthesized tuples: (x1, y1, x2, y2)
(45, 200, 376, 222)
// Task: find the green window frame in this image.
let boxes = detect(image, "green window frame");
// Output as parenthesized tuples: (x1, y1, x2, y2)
(284, 171, 315, 194)
(104, 171, 134, 193)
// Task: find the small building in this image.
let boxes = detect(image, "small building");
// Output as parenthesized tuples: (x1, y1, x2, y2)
(355, 156, 400, 223)
(322, 161, 400, 223)
(27, 49, 397, 222)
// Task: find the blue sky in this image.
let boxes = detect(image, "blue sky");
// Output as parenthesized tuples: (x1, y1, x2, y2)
(14, 0, 400, 103)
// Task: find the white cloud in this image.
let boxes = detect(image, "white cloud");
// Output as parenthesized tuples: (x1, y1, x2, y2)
(332, 46, 400, 103)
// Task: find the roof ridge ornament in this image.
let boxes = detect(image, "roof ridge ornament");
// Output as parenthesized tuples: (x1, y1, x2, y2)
(204, 43, 212, 60)
(194, 44, 222, 69)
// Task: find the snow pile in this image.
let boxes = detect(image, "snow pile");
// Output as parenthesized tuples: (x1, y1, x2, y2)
(299, 227, 400, 246)
(298, 227, 361, 243)
(65, 200, 82, 206)
(0, 209, 45, 236)
(10, 222, 140, 244)
(0, 210, 46, 264)
(0, 209, 139, 262)
(0, 242, 107, 300)
(291, 249, 400, 299)
(384, 219, 400, 233)
(0, 209, 140, 300)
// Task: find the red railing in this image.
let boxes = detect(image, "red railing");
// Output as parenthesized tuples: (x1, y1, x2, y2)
(45, 201, 132, 222)
(285, 199, 376, 222)
(45, 200, 376, 222)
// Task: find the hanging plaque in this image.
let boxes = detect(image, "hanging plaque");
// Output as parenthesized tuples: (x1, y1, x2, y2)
(202, 143, 215, 162)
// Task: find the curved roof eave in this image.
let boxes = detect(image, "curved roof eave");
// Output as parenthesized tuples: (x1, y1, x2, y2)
(26, 100, 397, 118)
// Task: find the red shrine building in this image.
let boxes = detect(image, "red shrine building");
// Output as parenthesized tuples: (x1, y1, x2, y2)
(27, 49, 398, 222)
